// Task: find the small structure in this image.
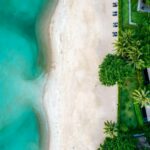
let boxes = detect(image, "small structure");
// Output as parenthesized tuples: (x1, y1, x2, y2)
(143, 68, 150, 85)
(141, 106, 150, 123)
(137, 135, 150, 149)
(141, 107, 147, 122)
(133, 134, 150, 149)
(145, 106, 150, 122)
(147, 68, 150, 80)
(137, 0, 150, 12)
(142, 68, 150, 123)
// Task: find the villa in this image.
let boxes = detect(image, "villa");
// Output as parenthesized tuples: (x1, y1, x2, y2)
(141, 68, 150, 123)
(143, 68, 150, 85)
(138, 0, 150, 12)
(142, 106, 150, 123)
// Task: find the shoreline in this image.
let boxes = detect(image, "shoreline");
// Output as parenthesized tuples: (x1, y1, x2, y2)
(44, 0, 118, 149)
(36, 0, 59, 73)
(35, 0, 59, 150)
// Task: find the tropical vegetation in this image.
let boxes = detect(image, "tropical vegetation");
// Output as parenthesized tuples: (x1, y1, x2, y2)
(99, 135, 136, 150)
(99, 54, 134, 86)
(132, 88, 150, 108)
(103, 121, 118, 138)
(145, 0, 150, 5)
(98, 121, 137, 150)
(98, 0, 150, 149)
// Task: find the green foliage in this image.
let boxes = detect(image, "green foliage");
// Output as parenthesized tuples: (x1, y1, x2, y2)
(99, 54, 134, 86)
(118, 81, 138, 129)
(133, 103, 144, 126)
(114, 30, 135, 57)
(141, 46, 150, 67)
(145, 0, 150, 5)
(104, 121, 118, 138)
(119, 124, 129, 132)
(119, 0, 130, 28)
(135, 23, 150, 67)
(143, 125, 150, 143)
(99, 134, 136, 150)
(132, 88, 150, 108)
(131, 0, 150, 24)
(98, 2, 150, 150)
(114, 30, 145, 70)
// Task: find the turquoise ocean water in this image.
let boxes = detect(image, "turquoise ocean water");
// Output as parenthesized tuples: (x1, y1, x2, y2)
(0, 0, 53, 149)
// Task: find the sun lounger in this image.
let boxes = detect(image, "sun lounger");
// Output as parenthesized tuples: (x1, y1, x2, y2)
(112, 32, 118, 37)
(112, 2, 118, 7)
(112, 11, 118, 16)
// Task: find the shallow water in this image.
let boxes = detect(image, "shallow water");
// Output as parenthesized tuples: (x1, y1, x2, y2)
(0, 0, 52, 149)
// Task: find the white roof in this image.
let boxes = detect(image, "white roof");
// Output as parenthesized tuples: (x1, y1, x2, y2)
(145, 106, 150, 122)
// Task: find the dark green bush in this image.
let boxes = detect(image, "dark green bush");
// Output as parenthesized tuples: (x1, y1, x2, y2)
(99, 54, 134, 86)
(145, 0, 150, 5)
(99, 134, 137, 150)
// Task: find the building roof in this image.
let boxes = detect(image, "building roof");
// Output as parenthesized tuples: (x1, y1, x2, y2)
(138, 0, 150, 12)
(147, 68, 150, 81)
(145, 106, 150, 122)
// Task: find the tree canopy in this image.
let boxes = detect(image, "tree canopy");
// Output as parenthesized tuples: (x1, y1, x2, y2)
(99, 134, 136, 150)
(104, 121, 118, 138)
(99, 54, 134, 86)
(114, 30, 145, 70)
(145, 0, 150, 5)
(135, 24, 150, 67)
(132, 88, 150, 108)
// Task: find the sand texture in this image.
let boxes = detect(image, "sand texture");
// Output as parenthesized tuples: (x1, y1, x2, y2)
(44, 0, 118, 149)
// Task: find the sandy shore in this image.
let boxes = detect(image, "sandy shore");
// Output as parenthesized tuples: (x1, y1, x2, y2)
(44, 0, 118, 149)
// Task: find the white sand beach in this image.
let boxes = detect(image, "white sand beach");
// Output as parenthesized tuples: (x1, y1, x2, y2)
(44, 0, 118, 149)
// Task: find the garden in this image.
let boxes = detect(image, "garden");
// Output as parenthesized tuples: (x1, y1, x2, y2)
(119, 0, 149, 27)
(98, 0, 150, 149)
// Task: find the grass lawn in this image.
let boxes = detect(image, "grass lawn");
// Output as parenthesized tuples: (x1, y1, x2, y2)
(118, 76, 138, 129)
(118, 72, 145, 130)
(118, 0, 149, 130)
(131, 0, 149, 24)
(119, 0, 149, 28)
(119, 0, 129, 28)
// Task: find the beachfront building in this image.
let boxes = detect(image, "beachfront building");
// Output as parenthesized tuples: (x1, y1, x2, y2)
(142, 106, 150, 122)
(137, 0, 150, 12)
(145, 106, 150, 122)
(141, 68, 150, 123)
(143, 68, 150, 85)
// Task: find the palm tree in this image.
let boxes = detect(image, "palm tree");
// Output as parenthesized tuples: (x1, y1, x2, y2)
(114, 30, 144, 70)
(104, 121, 118, 138)
(132, 59, 145, 70)
(114, 30, 134, 57)
(132, 88, 150, 108)
(127, 45, 145, 70)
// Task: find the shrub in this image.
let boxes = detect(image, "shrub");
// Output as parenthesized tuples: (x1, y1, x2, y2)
(135, 23, 150, 67)
(145, 0, 150, 5)
(99, 134, 137, 150)
(99, 54, 134, 86)
(104, 121, 118, 138)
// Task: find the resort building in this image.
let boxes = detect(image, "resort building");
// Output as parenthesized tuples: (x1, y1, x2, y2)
(138, 0, 150, 12)
(145, 106, 150, 122)
(147, 68, 150, 81)
(141, 68, 150, 123)
(143, 68, 150, 85)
